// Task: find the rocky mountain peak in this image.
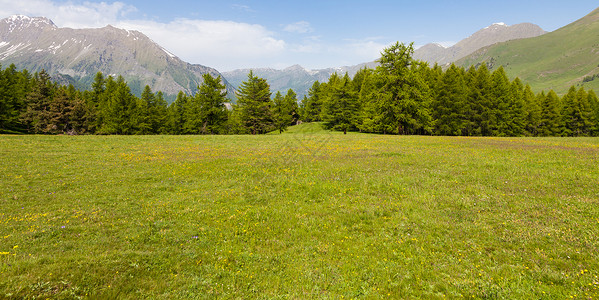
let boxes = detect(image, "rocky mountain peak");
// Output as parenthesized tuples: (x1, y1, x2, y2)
(414, 22, 546, 65)
(1, 15, 56, 32)
(0, 15, 234, 99)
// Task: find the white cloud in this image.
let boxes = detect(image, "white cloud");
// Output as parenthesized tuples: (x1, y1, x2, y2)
(117, 18, 286, 70)
(341, 37, 390, 61)
(0, 0, 136, 28)
(283, 21, 313, 34)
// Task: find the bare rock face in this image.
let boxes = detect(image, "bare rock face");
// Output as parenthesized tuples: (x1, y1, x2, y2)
(0, 15, 235, 98)
(414, 22, 546, 65)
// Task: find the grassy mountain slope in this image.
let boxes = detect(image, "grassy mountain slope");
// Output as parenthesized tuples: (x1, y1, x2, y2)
(457, 7, 599, 94)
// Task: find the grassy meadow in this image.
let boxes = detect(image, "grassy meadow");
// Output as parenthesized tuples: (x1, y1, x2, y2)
(1, 123, 598, 298)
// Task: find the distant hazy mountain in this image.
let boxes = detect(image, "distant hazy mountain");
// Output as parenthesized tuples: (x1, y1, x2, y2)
(414, 22, 546, 65)
(0, 15, 235, 99)
(223, 62, 377, 98)
(457, 7, 599, 93)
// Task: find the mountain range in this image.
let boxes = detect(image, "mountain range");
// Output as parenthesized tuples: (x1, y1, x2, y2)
(0, 15, 235, 99)
(457, 7, 599, 93)
(222, 62, 376, 98)
(414, 22, 546, 65)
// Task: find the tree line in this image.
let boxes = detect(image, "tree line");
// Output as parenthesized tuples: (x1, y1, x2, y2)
(300, 42, 599, 137)
(0, 65, 298, 135)
(1, 42, 598, 136)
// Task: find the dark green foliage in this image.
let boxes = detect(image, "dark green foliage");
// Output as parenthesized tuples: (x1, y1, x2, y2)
(2, 51, 599, 136)
(523, 84, 541, 136)
(195, 74, 229, 134)
(21, 70, 55, 133)
(561, 86, 593, 136)
(321, 73, 360, 134)
(236, 71, 274, 134)
(168, 91, 188, 134)
(299, 81, 323, 122)
(0, 64, 31, 132)
(432, 64, 468, 135)
(272, 91, 289, 133)
(539, 91, 563, 136)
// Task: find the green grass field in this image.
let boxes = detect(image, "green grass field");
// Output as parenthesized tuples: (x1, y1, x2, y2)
(1, 123, 599, 298)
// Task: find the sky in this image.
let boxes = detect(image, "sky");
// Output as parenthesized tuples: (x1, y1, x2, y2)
(0, 0, 598, 72)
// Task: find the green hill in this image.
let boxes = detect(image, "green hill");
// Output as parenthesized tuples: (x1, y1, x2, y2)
(457, 7, 599, 94)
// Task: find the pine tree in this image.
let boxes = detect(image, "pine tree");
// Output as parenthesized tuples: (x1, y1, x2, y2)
(523, 84, 541, 136)
(46, 88, 74, 134)
(576, 87, 593, 136)
(236, 71, 273, 134)
(272, 91, 290, 133)
(0, 64, 30, 132)
(588, 90, 599, 135)
(153, 91, 169, 134)
(283, 89, 299, 125)
(560, 86, 593, 136)
(504, 77, 526, 136)
(168, 91, 189, 134)
(197, 74, 228, 134)
(99, 76, 139, 134)
(321, 73, 359, 134)
(374, 42, 432, 135)
(21, 70, 54, 133)
(136, 85, 154, 134)
(301, 81, 323, 122)
(539, 90, 562, 136)
(88, 72, 106, 133)
(433, 64, 467, 135)
(489, 67, 511, 136)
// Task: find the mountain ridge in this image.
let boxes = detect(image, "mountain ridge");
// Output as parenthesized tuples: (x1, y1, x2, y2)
(456, 6, 599, 93)
(413, 22, 546, 65)
(0, 15, 235, 99)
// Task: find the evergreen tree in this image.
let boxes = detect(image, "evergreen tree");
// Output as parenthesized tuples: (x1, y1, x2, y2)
(69, 92, 90, 134)
(88, 72, 106, 133)
(523, 84, 541, 136)
(301, 81, 323, 122)
(374, 42, 432, 135)
(433, 64, 468, 135)
(470, 64, 494, 136)
(236, 71, 273, 134)
(136, 85, 154, 134)
(197, 74, 229, 134)
(321, 73, 359, 134)
(503, 77, 526, 136)
(153, 91, 169, 134)
(46, 88, 74, 134)
(21, 70, 55, 133)
(539, 90, 562, 136)
(272, 91, 290, 133)
(168, 91, 189, 134)
(283, 89, 299, 125)
(588, 90, 599, 135)
(559, 86, 593, 136)
(99, 76, 139, 134)
(489, 67, 511, 136)
(0, 64, 30, 132)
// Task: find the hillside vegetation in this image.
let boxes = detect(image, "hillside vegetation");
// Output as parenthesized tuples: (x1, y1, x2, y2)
(458, 7, 599, 94)
(1, 131, 598, 298)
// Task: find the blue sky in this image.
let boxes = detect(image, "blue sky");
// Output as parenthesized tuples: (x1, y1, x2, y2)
(1, 0, 598, 71)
